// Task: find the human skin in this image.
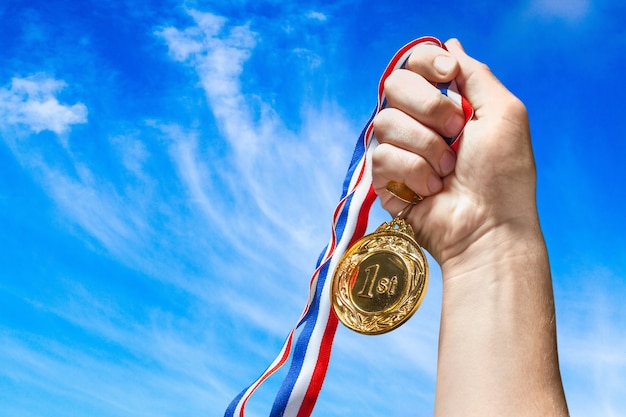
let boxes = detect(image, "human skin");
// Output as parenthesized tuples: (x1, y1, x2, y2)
(371, 39, 569, 416)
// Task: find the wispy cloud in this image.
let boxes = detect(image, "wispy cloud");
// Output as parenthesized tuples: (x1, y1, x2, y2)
(1, 274, 243, 416)
(0, 11, 350, 355)
(156, 9, 356, 271)
(558, 266, 626, 417)
(0, 329, 223, 417)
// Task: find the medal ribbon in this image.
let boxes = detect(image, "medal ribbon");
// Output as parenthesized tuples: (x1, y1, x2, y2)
(225, 36, 473, 417)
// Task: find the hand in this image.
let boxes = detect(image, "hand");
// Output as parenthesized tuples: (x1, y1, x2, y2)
(372, 39, 568, 416)
(372, 39, 537, 273)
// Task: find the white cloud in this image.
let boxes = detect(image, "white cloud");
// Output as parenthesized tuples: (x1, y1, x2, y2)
(292, 47, 323, 69)
(0, 74, 87, 135)
(157, 10, 257, 156)
(527, 0, 590, 21)
(110, 133, 150, 179)
(306, 11, 327, 22)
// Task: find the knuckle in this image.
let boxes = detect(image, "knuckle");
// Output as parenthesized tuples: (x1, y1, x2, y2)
(372, 114, 386, 139)
(372, 109, 396, 142)
(371, 143, 390, 166)
(477, 61, 492, 75)
(382, 70, 405, 95)
(419, 88, 449, 120)
(405, 153, 424, 178)
(423, 130, 443, 153)
(496, 94, 529, 127)
(507, 96, 528, 121)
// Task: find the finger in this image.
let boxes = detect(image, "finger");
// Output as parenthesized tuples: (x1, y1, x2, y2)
(445, 38, 530, 156)
(383, 69, 466, 138)
(372, 142, 444, 202)
(404, 41, 460, 82)
(374, 107, 457, 176)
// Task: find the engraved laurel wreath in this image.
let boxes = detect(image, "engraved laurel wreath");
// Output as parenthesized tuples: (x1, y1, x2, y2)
(331, 220, 429, 335)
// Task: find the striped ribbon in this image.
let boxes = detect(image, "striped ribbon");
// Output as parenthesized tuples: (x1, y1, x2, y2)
(225, 36, 473, 417)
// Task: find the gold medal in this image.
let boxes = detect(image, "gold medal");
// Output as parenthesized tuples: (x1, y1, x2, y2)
(331, 195, 428, 335)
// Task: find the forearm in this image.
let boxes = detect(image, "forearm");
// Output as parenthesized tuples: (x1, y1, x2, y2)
(435, 223, 569, 417)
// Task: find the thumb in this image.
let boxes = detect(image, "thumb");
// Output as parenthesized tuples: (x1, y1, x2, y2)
(445, 38, 512, 118)
(443, 38, 533, 187)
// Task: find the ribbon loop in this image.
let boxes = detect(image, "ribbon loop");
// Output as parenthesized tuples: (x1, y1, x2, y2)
(225, 36, 472, 417)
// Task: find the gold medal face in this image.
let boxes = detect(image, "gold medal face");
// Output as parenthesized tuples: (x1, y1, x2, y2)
(331, 219, 428, 335)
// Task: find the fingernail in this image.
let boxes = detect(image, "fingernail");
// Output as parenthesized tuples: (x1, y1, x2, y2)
(428, 174, 442, 193)
(439, 150, 456, 176)
(445, 113, 465, 137)
(434, 55, 455, 75)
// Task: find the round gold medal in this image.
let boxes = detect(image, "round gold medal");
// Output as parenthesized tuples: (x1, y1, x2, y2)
(330, 218, 428, 335)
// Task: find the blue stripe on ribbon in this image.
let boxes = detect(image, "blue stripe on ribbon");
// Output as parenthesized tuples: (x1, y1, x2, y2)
(341, 109, 376, 197)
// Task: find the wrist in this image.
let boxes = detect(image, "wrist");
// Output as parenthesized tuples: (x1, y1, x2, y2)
(439, 214, 547, 282)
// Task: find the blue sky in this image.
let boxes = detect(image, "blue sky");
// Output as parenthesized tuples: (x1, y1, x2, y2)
(1, 0, 625, 416)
